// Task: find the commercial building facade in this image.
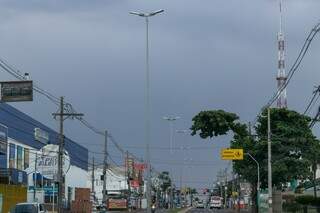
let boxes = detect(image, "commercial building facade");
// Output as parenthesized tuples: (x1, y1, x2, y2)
(0, 103, 88, 210)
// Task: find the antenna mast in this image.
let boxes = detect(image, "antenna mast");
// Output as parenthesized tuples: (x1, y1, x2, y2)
(276, 0, 287, 108)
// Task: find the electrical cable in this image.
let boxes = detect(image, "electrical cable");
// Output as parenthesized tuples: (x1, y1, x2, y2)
(253, 22, 320, 126)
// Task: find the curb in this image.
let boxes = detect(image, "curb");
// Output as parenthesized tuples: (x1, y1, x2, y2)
(177, 207, 193, 213)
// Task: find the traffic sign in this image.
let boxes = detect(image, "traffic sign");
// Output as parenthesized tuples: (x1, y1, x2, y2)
(221, 148, 243, 160)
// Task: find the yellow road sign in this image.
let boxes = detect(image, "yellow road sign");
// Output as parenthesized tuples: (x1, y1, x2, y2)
(221, 148, 243, 160)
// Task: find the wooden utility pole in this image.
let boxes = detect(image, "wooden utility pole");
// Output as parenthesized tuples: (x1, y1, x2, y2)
(102, 130, 108, 209)
(53, 97, 83, 213)
(92, 157, 95, 202)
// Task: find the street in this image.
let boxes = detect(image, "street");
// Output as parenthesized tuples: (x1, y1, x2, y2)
(127, 208, 251, 213)
(185, 208, 250, 213)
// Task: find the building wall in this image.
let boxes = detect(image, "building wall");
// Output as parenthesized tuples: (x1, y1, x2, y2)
(87, 167, 128, 203)
(0, 103, 88, 171)
(0, 184, 27, 213)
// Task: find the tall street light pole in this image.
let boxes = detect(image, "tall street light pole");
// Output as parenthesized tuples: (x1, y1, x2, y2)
(163, 116, 180, 208)
(163, 116, 180, 154)
(267, 108, 272, 213)
(130, 10, 164, 213)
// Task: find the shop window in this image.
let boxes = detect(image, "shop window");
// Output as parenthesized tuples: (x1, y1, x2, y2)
(16, 146, 23, 170)
(24, 148, 29, 169)
(9, 144, 15, 168)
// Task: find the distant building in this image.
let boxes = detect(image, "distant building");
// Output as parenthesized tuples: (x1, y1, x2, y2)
(87, 165, 128, 204)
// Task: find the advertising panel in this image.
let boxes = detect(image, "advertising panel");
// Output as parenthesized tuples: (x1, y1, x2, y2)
(36, 144, 70, 179)
(0, 80, 33, 102)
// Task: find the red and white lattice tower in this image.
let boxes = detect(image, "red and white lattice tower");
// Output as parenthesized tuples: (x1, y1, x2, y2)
(276, 0, 287, 108)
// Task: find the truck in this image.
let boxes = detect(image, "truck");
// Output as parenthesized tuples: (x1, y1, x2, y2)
(209, 196, 223, 209)
(107, 193, 128, 210)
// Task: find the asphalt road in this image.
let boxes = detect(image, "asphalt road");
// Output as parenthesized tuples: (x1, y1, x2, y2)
(186, 208, 248, 213)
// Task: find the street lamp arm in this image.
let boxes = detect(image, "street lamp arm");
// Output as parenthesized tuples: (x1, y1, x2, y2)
(149, 9, 164, 16)
(129, 11, 146, 17)
(245, 153, 260, 192)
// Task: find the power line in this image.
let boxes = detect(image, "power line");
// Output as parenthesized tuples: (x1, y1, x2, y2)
(0, 58, 144, 167)
(304, 85, 320, 115)
(253, 22, 320, 125)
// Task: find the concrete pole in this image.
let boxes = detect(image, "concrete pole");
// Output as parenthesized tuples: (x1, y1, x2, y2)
(103, 130, 108, 209)
(268, 108, 272, 213)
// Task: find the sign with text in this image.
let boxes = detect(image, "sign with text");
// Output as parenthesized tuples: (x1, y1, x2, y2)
(221, 148, 243, 160)
(1, 81, 33, 102)
(36, 144, 70, 179)
(134, 163, 147, 171)
(34, 128, 49, 144)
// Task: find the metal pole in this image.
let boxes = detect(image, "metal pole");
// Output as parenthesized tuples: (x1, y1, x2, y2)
(246, 153, 260, 191)
(103, 130, 108, 209)
(34, 152, 37, 202)
(52, 182, 55, 213)
(58, 97, 64, 213)
(145, 16, 152, 213)
(267, 108, 272, 213)
(224, 169, 227, 209)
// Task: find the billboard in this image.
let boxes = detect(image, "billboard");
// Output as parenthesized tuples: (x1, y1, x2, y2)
(1, 80, 33, 102)
(36, 144, 70, 180)
(0, 124, 8, 155)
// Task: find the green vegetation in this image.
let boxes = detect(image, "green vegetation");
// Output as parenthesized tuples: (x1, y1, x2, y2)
(191, 108, 320, 212)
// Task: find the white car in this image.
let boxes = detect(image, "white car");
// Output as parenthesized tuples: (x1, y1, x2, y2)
(11, 203, 47, 213)
(209, 196, 222, 209)
(196, 200, 205, 208)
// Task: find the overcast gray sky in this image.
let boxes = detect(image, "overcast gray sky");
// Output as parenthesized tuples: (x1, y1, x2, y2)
(0, 0, 320, 190)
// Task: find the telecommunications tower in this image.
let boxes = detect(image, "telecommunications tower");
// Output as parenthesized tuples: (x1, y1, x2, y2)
(276, 0, 287, 108)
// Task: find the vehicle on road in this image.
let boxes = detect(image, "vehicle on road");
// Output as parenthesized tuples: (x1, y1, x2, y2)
(10, 203, 46, 213)
(209, 196, 222, 209)
(196, 200, 205, 208)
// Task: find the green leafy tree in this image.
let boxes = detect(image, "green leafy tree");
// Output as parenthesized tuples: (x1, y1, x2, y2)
(191, 108, 317, 212)
(158, 171, 172, 193)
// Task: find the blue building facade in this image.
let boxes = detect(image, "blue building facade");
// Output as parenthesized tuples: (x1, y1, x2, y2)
(0, 103, 88, 172)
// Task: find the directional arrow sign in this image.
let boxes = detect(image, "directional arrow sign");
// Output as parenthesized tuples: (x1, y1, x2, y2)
(221, 148, 244, 160)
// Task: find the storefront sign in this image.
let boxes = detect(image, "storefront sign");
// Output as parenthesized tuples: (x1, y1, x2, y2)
(0, 124, 8, 155)
(36, 144, 70, 179)
(1, 81, 33, 102)
(134, 163, 146, 171)
(34, 128, 49, 144)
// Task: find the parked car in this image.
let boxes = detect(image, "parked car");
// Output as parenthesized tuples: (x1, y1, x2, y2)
(209, 196, 223, 209)
(10, 203, 47, 213)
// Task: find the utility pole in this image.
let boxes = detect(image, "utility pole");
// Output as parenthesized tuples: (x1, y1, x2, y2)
(103, 130, 108, 210)
(224, 168, 228, 209)
(92, 157, 95, 202)
(52, 97, 84, 213)
(34, 152, 38, 202)
(267, 108, 272, 213)
(126, 151, 131, 211)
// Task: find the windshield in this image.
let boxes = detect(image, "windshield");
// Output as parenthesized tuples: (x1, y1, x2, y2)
(13, 204, 38, 213)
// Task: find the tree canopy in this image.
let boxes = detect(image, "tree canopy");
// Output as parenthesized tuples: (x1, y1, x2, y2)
(190, 108, 316, 189)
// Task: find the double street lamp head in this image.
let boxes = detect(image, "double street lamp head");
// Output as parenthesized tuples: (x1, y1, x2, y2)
(129, 9, 164, 17)
(163, 116, 180, 121)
